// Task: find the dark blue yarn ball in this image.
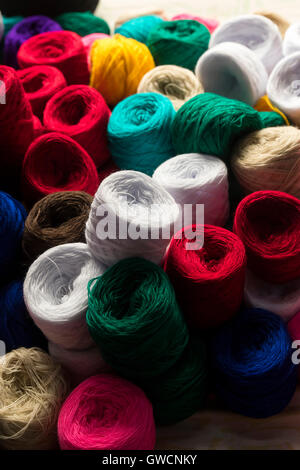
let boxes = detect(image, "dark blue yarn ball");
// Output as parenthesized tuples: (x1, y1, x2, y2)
(212, 308, 298, 418)
(0, 280, 46, 353)
(0, 191, 26, 283)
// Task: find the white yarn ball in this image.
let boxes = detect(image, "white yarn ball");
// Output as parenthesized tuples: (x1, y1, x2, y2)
(283, 23, 300, 56)
(48, 342, 109, 385)
(85, 170, 179, 267)
(267, 52, 300, 126)
(0, 12, 3, 42)
(195, 42, 267, 106)
(24, 243, 105, 350)
(153, 153, 229, 227)
(210, 14, 283, 75)
(245, 270, 300, 322)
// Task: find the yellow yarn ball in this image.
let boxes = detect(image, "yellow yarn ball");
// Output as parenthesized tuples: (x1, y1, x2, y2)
(90, 34, 155, 107)
(254, 95, 289, 125)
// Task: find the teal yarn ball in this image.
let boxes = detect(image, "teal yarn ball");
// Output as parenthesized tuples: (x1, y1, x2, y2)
(108, 93, 176, 176)
(115, 15, 163, 44)
(86, 257, 189, 381)
(55, 11, 110, 36)
(172, 93, 263, 159)
(142, 339, 208, 425)
(259, 111, 286, 128)
(147, 20, 210, 70)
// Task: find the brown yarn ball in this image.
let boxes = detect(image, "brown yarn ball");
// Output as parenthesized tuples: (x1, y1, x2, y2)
(22, 191, 93, 264)
(0, 347, 69, 450)
(231, 126, 300, 198)
(254, 11, 290, 37)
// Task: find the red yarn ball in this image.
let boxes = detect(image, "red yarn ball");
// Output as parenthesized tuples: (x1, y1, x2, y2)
(234, 190, 300, 284)
(164, 225, 246, 329)
(17, 31, 89, 85)
(17, 66, 67, 120)
(22, 132, 99, 206)
(44, 85, 111, 168)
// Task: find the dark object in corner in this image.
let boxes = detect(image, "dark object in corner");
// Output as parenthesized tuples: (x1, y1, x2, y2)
(0, 0, 99, 17)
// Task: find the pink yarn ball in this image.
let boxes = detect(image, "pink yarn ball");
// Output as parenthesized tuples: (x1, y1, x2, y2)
(82, 33, 110, 68)
(58, 374, 156, 450)
(171, 13, 219, 33)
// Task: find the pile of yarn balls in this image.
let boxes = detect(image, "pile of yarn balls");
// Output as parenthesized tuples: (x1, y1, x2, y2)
(0, 0, 299, 451)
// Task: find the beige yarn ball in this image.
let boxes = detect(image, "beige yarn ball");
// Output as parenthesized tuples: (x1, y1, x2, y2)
(254, 11, 290, 37)
(138, 65, 203, 111)
(231, 126, 300, 198)
(0, 347, 69, 450)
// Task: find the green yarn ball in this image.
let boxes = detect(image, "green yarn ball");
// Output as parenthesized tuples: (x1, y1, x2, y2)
(86, 257, 189, 381)
(142, 338, 208, 425)
(147, 19, 210, 70)
(259, 111, 286, 128)
(172, 93, 263, 159)
(55, 11, 110, 36)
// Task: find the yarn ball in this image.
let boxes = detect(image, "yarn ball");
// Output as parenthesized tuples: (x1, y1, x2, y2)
(171, 14, 219, 33)
(48, 342, 109, 386)
(0, 0, 99, 17)
(172, 93, 262, 160)
(195, 42, 267, 106)
(17, 66, 66, 120)
(142, 339, 208, 425)
(210, 14, 283, 75)
(82, 33, 110, 68)
(153, 153, 229, 227)
(22, 191, 92, 264)
(55, 11, 110, 37)
(255, 11, 290, 37)
(164, 225, 246, 329)
(90, 34, 155, 107)
(0, 347, 69, 450)
(147, 20, 210, 70)
(108, 93, 175, 176)
(4, 15, 62, 69)
(138, 65, 203, 111)
(85, 170, 179, 267)
(283, 23, 300, 56)
(233, 190, 300, 283)
(21, 132, 99, 206)
(0, 191, 26, 283)
(255, 94, 290, 125)
(115, 15, 163, 43)
(24, 243, 105, 350)
(245, 270, 300, 322)
(18, 31, 89, 85)
(86, 257, 188, 380)
(58, 374, 156, 450)
(231, 126, 300, 198)
(259, 110, 287, 127)
(267, 52, 300, 125)
(44, 85, 111, 168)
(0, 280, 46, 352)
(115, 9, 167, 29)
(212, 308, 297, 418)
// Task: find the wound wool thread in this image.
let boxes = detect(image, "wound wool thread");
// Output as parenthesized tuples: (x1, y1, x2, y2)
(171, 14, 219, 33)
(107, 93, 175, 176)
(233, 190, 300, 283)
(195, 42, 267, 106)
(44, 85, 111, 168)
(115, 15, 163, 44)
(153, 153, 229, 227)
(21, 132, 99, 207)
(58, 374, 156, 451)
(164, 225, 246, 329)
(0, 347, 69, 450)
(55, 11, 110, 37)
(212, 308, 297, 418)
(24, 243, 105, 350)
(147, 20, 210, 71)
(22, 191, 92, 264)
(85, 170, 179, 267)
(82, 33, 110, 69)
(210, 14, 283, 75)
(90, 34, 155, 107)
(283, 23, 300, 56)
(86, 257, 188, 380)
(0, 0, 99, 17)
(17, 66, 66, 120)
(18, 31, 89, 85)
(231, 126, 300, 198)
(4, 15, 62, 69)
(138, 65, 203, 111)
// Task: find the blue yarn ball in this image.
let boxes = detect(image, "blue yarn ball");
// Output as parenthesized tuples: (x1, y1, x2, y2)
(212, 308, 297, 418)
(0, 280, 46, 353)
(108, 93, 176, 176)
(115, 15, 164, 44)
(0, 192, 26, 282)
